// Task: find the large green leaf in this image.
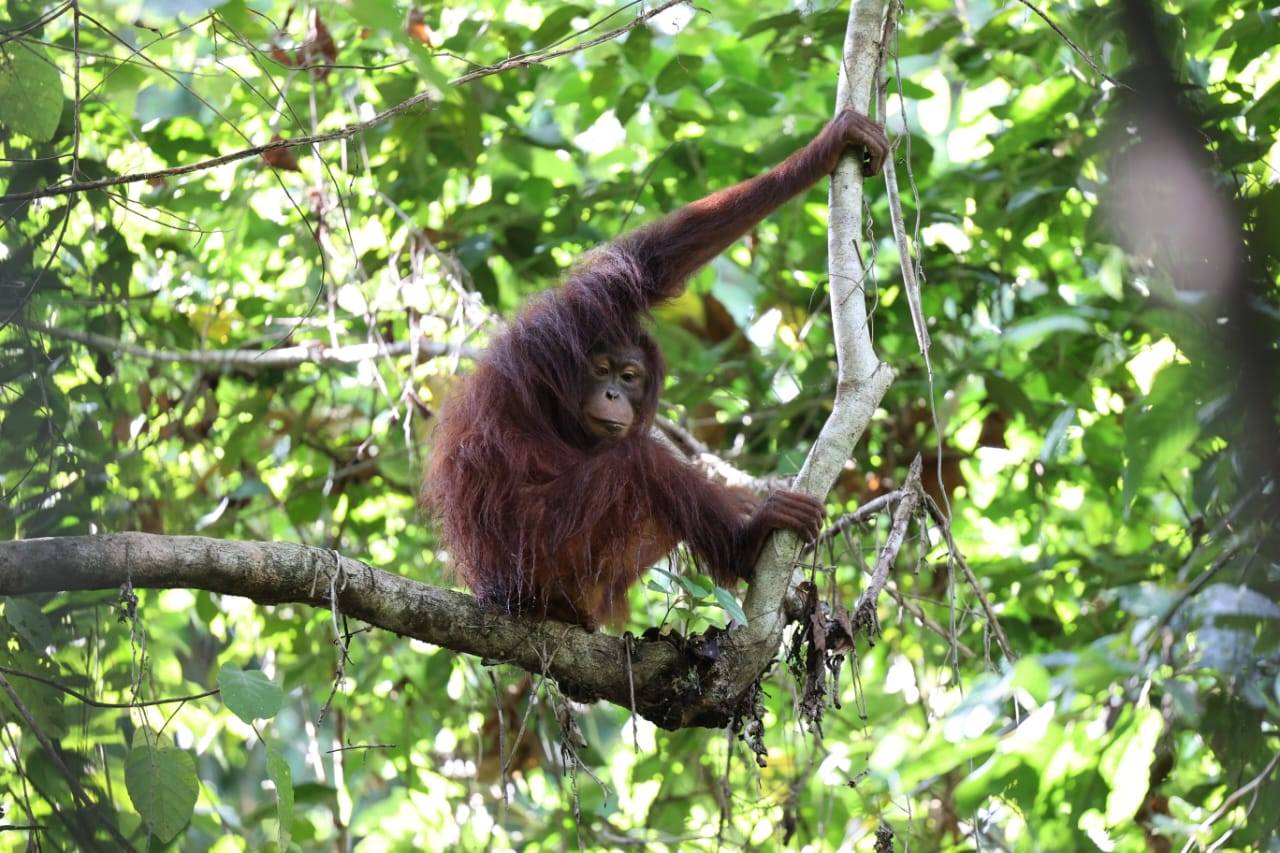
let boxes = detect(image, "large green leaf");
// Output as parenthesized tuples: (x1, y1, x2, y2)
(3, 597, 52, 653)
(0, 42, 63, 141)
(1098, 706, 1163, 825)
(266, 740, 294, 849)
(1122, 364, 1203, 509)
(125, 745, 198, 843)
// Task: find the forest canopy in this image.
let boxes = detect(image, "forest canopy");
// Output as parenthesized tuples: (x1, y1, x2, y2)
(0, 0, 1278, 850)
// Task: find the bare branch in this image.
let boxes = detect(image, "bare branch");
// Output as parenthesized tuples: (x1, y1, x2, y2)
(854, 457, 922, 617)
(735, 0, 894, 679)
(16, 320, 479, 368)
(654, 416, 791, 494)
(0, 665, 218, 709)
(804, 488, 906, 554)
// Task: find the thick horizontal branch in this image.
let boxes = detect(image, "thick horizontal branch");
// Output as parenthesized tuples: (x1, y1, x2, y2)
(0, 533, 750, 729)
(17, 321, 480, 368)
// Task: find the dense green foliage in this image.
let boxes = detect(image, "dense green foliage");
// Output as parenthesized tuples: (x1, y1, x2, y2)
(1, 0, 1278, 849)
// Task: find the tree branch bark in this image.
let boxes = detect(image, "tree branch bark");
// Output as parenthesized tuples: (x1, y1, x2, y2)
(723, 0, 893, 701)
(0, 533, 741, 728)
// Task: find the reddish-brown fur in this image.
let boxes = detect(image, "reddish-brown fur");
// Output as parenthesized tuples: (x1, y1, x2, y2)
(424, 111, 887, 629)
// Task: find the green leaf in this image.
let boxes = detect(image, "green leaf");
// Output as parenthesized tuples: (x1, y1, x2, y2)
(0, 650, 66, 737)
(532, 6, 588, 44)
(1038, 408, 1076, 463)
(4, 597, 52, 653)
(266, 740, 294, 849)
(1099, 706, 1163, 825)
(0, 41, 64, 141)
(228, 479, 271, 501)
(647, 569, 675, 594)
(125, 745, 199, 842)
(655, 55, 704, 95)
(654, 568, 714, 600)
(218, 665, 284, 722)
(741, 12, 800, 39)
(1122, 365, 1202, 509)
(1098, 246, 1125, 300)
(884, 77, 936, 100)
(996, 314, 1092, 347)
(712, 586, 748, 626)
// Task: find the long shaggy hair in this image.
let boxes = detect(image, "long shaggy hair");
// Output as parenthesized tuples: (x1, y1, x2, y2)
(423, 113, 865, 627)
(424, 247, 701, 625)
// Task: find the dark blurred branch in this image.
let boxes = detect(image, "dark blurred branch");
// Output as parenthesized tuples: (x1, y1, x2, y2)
(1182, 749, 1280, 851)
(1011, 0, 1120, 87)
(1116, 0, 1280, 514)
(449, 1, 689, 86)
(0, 666, 219, 709)
(0, 673, 136, 850)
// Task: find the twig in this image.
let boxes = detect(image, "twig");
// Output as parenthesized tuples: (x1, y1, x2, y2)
(0, 665, 218, 708)
(804, 489, 906, 554)
(1179, 750, 1280, 853)
(884, 580, 974, 659)
(0, 673, 136, 851)
(487, 670, 510, 807)
(1011, 0, 1122, 87)
(0, 0, 691, 204)
(854, 457, 922, 617)
(325, 743, 394, 753)
(654, 415, 790, 493)
(0, 1, 71, 46)
(1150, 544, 1245, 639)
(624, 633, 639, 755)
(923, 494, 1017, 662)
(450, 0, 688, 87)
